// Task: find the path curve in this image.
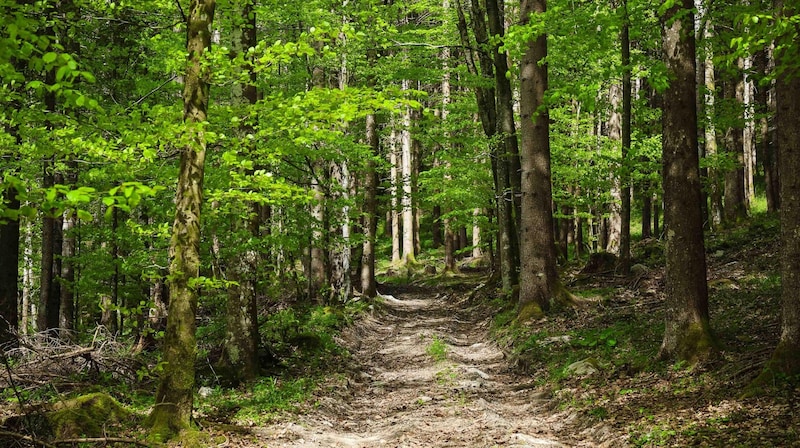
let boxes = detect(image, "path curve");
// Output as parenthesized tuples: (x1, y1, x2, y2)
(255, 283, 587, 447)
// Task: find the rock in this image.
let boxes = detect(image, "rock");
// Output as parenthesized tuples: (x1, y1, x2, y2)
(424, 265, 437, 274)
(416, 395, 433, 404)
(463, 367, 491, 380)
(198, 386, 214, 397)
(565, 358, 600, 377)
(539, 335, 572, 346)
(630, 263, 650, 275)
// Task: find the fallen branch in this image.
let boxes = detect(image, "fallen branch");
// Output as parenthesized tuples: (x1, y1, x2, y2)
(0, 430, 56, 448)
(55, 437, 152, 447)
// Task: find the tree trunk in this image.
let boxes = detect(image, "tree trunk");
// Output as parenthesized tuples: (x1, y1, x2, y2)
(472, 208, 483, 258)
(754, 48, 779, 212)
(487, 0, 520, 282)
(641, 192, 652, 238)
(401, 80, 415, 265)
(518, 0, 557, 318)
(390, 126, 401, 264)
(619, 0, 632, 274)
(38, 156, 59, 333)
(722, 61, 748, 224)
(220, 0, 259, 386)
(147, 0, 215, 438)
(755, 0, 800, 381)
(58, 207, 76, 340)
(360, 107, 379, 296)
(658, 0, 715, 363)
(59, 165, 78, 341)
(702, 17, 723, 228)
(607, 82, 623, 255)
(0, 181, 20, 345)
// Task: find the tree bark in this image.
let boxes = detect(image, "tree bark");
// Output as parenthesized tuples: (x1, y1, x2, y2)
(518, 0, 558, 318)
(360, 46, 379, 296)
(220, 0, 259, 386)
(658, 0, 715, 363)
(619, 0, 632, 274)
(722, 60, 748, 224)
(0, 182, 20, 345)
(754, 48, 779, 212)
(755, 0, 800, 381)
(401, 80, 415, 265)
(147, 0, 215, 439)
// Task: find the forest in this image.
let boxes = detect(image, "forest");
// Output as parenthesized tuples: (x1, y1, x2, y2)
(0, 0, 799, 446)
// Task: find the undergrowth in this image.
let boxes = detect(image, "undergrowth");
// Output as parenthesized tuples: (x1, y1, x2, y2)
(492, 210, 791, 446)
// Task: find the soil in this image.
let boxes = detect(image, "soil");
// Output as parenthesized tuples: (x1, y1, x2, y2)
(245, 282, 619, 447)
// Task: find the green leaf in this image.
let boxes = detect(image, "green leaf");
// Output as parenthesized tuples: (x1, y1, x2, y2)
(43, 52, 58, 64)
(77, 210, 93, 221)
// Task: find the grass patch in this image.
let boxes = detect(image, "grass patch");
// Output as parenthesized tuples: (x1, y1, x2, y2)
(426, 335, 448, 362)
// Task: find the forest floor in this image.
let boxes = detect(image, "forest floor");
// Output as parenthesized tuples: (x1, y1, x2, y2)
(2, 215, 797, 447)
(239, 279, 597, 447)
(214, 214, 799, 447)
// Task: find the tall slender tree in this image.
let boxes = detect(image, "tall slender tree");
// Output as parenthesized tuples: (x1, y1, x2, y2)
(147, 0, 216, 439)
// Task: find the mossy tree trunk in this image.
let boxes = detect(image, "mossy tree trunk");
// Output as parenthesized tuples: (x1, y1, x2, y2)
(147, 0, 215, 439)
(518, 0, 558, 318)
(658, 0, 716, 363)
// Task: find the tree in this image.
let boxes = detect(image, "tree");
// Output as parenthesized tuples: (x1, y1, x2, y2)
(518, 0, 558, 318)
(0, 178, 20, 345)
(752, 0, 800, 384)
(218, 0, 260, 386)
(658, 0, 716, 363)
(147, 0, 216, 439)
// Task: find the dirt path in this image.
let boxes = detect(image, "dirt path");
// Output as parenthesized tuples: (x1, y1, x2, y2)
(254, 283, 606, 447)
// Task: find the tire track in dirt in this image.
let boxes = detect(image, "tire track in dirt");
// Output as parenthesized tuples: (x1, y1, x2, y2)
(254, 283, 589, 447)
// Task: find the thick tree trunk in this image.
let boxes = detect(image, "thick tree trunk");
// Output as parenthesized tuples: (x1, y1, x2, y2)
(755, 0, 800, 381)
(147, 0, 215, 439)
(658, 0, 715, 363)
(0, 182, 20, 345)
(518, 0, 557, 318)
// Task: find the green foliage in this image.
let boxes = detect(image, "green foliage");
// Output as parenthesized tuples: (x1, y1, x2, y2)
(426, 335, 448, 362)
(198, 377, 316, 425)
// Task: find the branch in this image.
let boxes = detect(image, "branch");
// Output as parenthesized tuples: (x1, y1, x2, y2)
(0, 431, 56, 448)
(127, 75, 179, 111)
(55, 437, 152, 447)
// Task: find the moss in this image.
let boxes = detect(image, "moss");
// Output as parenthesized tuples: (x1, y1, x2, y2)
(517, 301, 545, 323)
(48, 392, 131, 439)
(743, 341, 800, 397)
(672, 321, 718, 365)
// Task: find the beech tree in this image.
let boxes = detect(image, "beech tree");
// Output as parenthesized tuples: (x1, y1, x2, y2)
(658, 0, 716, 363)
(147, 0, 216, 438)
(518, 0, 558, 317)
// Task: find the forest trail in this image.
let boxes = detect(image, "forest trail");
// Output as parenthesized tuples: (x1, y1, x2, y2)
(252, 281, 609, 447)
